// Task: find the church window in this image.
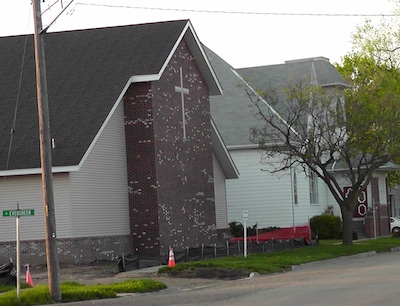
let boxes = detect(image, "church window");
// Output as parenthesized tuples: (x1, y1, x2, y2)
(309, 169, 319, 205)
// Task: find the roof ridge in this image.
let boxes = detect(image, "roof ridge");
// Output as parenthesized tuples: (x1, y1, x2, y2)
(285, 56, 329, 64)
(0, 19, 191, 39)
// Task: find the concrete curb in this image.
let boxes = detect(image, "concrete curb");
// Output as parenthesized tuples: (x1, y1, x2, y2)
(391, 246, 400, 252)
(291, 251, 378, 271)
(290, 245, 400, 270)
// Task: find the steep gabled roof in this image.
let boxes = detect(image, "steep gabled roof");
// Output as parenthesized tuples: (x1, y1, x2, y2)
(207, 52, 349, 147)
(0, 20, 222, 174)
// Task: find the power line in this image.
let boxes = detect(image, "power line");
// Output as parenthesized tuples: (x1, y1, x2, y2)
(75, 2, 398, 17)
(3, 5, 32, 177)
(4, 34, 28, 174)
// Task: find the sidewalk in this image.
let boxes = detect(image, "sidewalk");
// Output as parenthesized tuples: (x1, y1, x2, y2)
(30, 262, 225, 291)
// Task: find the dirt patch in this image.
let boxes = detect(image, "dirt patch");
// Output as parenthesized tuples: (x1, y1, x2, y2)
(28, 262, 236, 291)
(29, 261, 249, 287)
(31, 261, 120, 285)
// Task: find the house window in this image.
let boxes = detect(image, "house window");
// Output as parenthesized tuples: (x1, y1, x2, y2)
(309, 170, 319, 205)
(293, 171, 298, 205)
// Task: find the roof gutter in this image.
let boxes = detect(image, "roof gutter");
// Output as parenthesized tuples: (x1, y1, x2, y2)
(227, 142, 292, 151)
(0, 165, 79, 177)
(227, 144, 260, 150)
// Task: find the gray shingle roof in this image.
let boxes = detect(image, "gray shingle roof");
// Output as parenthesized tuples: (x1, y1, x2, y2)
(0, 20, 188, 171)
(237, 57, 348, 91)
(208, 52, 349, 147)
(206, 47, 267, 147)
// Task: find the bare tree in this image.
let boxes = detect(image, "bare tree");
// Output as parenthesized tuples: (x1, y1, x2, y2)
(244, 67, 400, 245)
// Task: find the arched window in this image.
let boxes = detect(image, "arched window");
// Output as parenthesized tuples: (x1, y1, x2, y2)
(309, 169, 319, 205)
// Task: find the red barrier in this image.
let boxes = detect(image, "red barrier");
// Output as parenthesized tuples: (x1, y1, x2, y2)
(229, 224, 311, 245)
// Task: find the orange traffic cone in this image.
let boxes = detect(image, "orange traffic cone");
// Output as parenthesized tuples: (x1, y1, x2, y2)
(168, 247, 175, 267)
(25, 264, 34, 287)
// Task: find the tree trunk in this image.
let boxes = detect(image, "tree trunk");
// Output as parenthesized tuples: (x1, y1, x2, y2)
(341, 206, 354, 245)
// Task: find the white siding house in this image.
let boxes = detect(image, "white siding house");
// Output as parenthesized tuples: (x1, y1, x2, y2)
(226, 149, 330, 228)
(207, 48, 350, 230)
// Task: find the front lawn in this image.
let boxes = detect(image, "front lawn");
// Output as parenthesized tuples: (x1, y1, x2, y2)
(159, 237, 400, 276)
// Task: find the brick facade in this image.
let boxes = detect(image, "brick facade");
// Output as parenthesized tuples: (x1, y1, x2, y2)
(124, 40, 217, 259)
(371, 178, 380, 204)
(124, 81, 161, 257)
(365, 178, 390, 237)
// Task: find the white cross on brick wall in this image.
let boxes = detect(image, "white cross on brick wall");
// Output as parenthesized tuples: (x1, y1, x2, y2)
(175, 67, 189, 141)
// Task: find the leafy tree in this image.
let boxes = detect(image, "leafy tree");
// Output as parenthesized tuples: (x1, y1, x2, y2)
(341, 15, 400, 188)
(246, 17, 400, 244)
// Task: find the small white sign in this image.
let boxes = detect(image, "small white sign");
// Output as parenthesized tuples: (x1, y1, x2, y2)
(242, 209, 249, 221)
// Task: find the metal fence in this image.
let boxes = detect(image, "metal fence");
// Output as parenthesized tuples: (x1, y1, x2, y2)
(171, 237, 309, 264)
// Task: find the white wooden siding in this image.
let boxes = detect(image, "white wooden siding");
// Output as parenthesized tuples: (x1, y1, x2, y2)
(212, 153, 228, 229)
(226, 150, 292, 227)
(291, 168, 331, 224)
(0, 173, 72, 242)
(226, 149, 328, 228)
(69, 103, 130, 237)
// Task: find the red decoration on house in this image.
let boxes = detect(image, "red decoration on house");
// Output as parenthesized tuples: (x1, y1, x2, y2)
(344, 186, 368, 218)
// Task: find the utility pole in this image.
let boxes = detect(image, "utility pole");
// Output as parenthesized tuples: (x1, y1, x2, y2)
(31, 0, 62, 302)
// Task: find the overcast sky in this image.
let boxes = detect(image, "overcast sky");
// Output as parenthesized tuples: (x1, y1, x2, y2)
(0, 0, 395, 68)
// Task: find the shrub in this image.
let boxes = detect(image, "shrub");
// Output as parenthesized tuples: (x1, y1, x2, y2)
(229, 221, 243, 237)
(310, 214, 342, 239)
(229, 221, 279, 237)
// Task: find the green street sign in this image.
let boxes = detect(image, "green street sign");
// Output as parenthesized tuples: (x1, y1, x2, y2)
(2, 209, 35, 217)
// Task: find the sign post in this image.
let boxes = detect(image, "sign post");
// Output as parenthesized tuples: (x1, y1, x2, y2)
(242, 210, 249, 258)
(3, 205, 35, 300)
(16, 208, 20, 298)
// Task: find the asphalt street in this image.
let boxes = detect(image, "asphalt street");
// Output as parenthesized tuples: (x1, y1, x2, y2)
(64, 250, 400, 306)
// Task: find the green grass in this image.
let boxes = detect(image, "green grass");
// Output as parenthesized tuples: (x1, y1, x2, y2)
(0, 279, 166, 306)
(0, 283, 30, 294)
(159, 237, 400, 275)
(2, 237, 399, 305)
(0, 285, 14, 294)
